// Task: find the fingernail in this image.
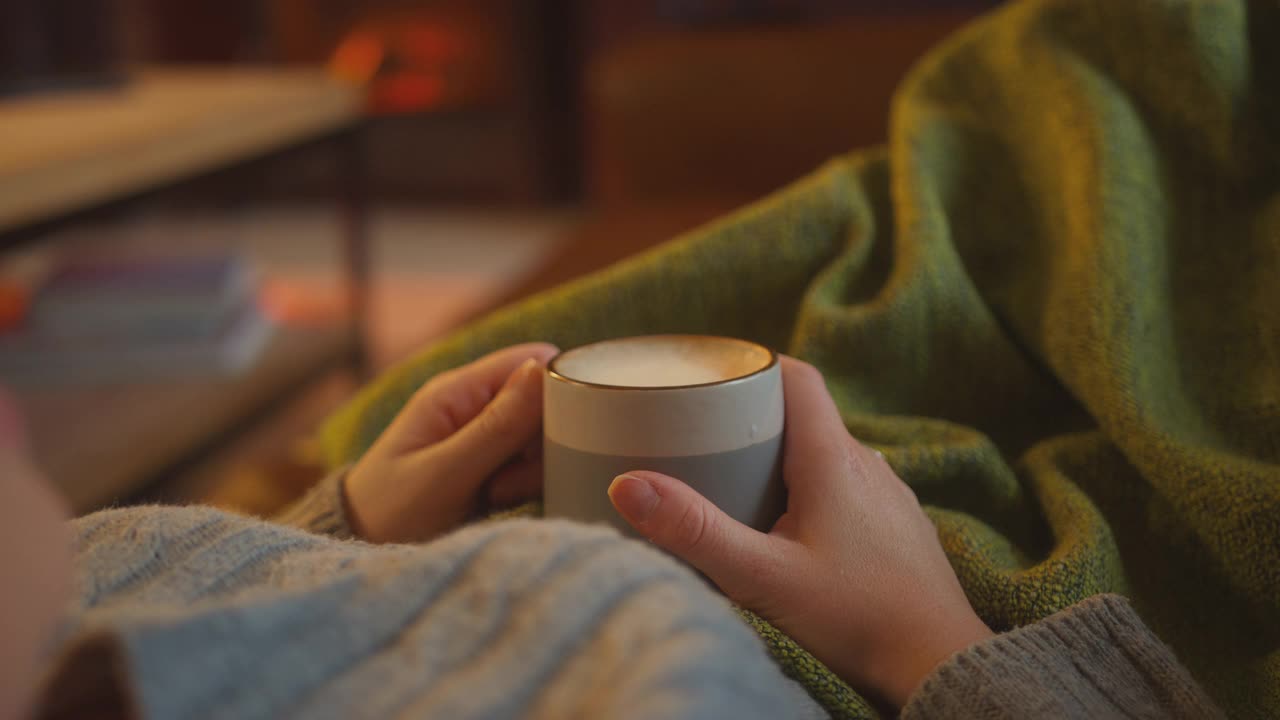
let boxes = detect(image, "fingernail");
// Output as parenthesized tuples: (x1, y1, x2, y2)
(506, 358, 540, 390)
(519, 357, 541, 380)
(608, 473, 659, 524)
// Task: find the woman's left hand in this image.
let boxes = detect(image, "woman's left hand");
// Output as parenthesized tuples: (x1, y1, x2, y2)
(344, 343, 558, 543)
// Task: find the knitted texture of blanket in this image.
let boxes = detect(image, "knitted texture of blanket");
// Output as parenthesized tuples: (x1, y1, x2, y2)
(320, 1, 1280, 716)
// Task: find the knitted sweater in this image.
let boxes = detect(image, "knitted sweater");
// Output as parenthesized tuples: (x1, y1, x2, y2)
(35, 471, 1220, 719)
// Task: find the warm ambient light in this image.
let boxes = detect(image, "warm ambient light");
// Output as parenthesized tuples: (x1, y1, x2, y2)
(327, 20, 475, 115)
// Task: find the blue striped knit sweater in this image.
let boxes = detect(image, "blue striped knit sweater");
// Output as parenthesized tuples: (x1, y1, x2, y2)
(40, 471, 822, 719)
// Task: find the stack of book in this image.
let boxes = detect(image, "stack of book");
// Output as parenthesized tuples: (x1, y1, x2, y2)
(0, 255, 274, 384)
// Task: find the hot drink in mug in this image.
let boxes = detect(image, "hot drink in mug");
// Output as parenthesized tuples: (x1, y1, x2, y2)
(543, 335, 785, 536)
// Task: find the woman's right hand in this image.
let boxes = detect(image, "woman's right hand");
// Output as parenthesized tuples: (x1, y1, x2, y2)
(607, 357, 994, 709)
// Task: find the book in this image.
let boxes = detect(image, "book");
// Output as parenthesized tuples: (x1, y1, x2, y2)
(0, 303, 275, 385)
(29, 256, 255, 341)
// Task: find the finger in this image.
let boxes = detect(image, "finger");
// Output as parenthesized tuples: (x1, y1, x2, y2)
(779, 357, 847, 453)
(386, 343, 558, 452)
(416, 358, 546, 496)
(778, 357, 852, 490)
(521, 437, 543, 462)
(608, 470, 782, 604)
(450, 343, 559, 401)
(487, 458, 542, 507)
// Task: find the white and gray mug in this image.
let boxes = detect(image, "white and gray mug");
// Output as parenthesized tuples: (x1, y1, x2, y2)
(543, 335, 785, 536)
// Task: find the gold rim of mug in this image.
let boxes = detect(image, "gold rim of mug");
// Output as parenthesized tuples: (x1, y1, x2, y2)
(546, 334, 779, 392)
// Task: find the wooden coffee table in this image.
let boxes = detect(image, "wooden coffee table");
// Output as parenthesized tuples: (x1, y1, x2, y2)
(0, 68, 368, 513)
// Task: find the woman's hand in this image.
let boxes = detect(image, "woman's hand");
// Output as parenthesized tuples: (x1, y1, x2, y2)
(345, 343, 558, 544)
(606, 357, 993, 709)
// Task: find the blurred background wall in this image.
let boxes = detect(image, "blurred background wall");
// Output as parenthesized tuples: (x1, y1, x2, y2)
(55, 0, 996, 209)
(0, 0, 998, 514)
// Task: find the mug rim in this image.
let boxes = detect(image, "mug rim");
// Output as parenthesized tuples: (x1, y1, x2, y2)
(547, 334, 779, 391)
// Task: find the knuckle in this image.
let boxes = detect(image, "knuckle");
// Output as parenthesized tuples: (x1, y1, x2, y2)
(416, 381, 470, 433)
(407, 381, 437, 411)
(797, 359, 821, 376)
(421, 369, 455, 395)
(671, 500, 714, 554)
(902, 481, 921, 505)
(792, 360, 823, 383)
(411, 373, 454, 413)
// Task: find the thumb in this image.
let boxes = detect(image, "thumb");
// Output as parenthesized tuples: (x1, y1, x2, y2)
(423, 358, 544, 490)
(608, 470, 780, 603)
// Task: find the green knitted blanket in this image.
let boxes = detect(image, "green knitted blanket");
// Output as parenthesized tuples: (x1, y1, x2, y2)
(320, 1, 1280, 716)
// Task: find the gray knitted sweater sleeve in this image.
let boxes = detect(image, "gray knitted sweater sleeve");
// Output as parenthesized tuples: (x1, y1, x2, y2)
(903, 593, 1223, 719)
(269, 466, 356, 538)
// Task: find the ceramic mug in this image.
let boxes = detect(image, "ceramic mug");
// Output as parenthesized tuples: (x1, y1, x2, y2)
(543, 335, 785, 536)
